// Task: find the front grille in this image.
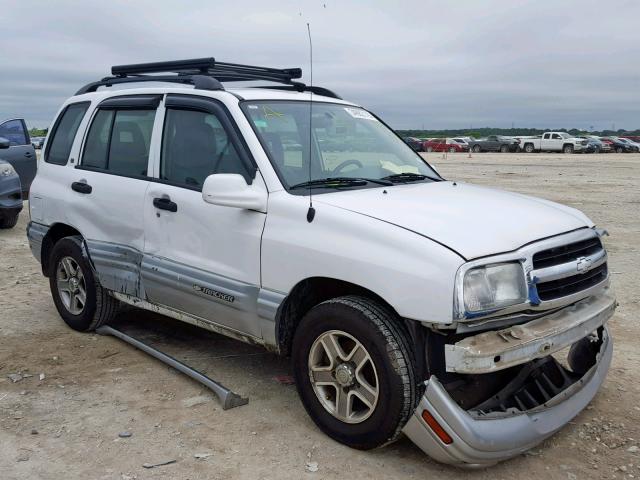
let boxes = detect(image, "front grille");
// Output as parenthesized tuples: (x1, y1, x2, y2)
(532, 235, 607, 302)
(533, 236, 602, 269)
(537, 263, 608, 301)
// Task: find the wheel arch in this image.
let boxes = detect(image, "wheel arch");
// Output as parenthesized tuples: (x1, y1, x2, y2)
(41, 223, 83, 277)
(275, 276, 428, 378)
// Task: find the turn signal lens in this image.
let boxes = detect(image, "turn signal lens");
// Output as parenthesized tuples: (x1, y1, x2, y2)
(421, 410, 453, 445)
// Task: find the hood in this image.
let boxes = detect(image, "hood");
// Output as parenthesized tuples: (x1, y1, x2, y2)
(316, 181, 593, 260)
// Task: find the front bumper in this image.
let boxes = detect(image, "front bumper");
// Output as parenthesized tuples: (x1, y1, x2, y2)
(403, 292, 615, 466)
(0, 174, 23, 212)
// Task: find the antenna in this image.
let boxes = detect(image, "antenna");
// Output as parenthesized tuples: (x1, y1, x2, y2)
(306, 22, 316, 223)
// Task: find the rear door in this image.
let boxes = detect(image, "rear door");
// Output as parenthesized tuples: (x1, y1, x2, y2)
(65, 95, 161, 297)
(142, 94, 266, 338)
(0, 119, 36, 193)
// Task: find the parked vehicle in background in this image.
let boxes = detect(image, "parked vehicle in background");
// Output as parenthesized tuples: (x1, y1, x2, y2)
(467, 135, 519, 153)
(581, 137, 605, 153)
(0, 139, 23, 228)
(615, 137, 640, 152)
(26, 57, 615, 467)
(424, 138, 469, 153)
(520, 132, 588, 154)
(403, 137, 425, 152)
(621, 135, 640, 143)
(0, 118, 37, 195)
(451, 138, 469, 149)
(31, 136, 46, 149)
(603, 137, 637, 153)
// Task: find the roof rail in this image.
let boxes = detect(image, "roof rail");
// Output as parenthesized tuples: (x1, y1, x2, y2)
(75, 57, 340, 98)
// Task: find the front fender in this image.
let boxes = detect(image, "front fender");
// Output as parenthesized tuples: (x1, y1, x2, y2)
(261, 192, 463, 325)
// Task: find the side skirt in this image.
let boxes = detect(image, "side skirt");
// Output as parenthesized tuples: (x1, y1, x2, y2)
(111, 292, 266, 348)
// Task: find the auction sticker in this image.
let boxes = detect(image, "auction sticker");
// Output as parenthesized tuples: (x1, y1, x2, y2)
(344, 107, 377, 121)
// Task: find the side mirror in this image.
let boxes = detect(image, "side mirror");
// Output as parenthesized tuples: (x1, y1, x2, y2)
(0, 137, 10, 149)
(202, 173, 267, 212)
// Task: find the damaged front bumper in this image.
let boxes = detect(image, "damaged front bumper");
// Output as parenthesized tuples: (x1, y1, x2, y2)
(403, 290, 615, 466)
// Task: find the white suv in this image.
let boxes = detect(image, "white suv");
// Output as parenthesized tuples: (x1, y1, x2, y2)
(27, 58, 615, 466)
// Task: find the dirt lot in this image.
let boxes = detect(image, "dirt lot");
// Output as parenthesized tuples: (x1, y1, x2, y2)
(1, 152, 639, 479)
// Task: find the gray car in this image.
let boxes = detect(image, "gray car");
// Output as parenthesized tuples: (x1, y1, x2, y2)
(0, 138, 23, 229)
(0, 118, 37, 196)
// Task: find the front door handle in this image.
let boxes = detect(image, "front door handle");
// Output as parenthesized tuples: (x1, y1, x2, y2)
(24, 151, 33, 157)
(71, 181, 92, 194)
(153, 197, 178, 212)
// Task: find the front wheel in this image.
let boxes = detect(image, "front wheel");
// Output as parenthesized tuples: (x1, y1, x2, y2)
(473, 144, 481, 153)
(448, 147, 456, 153)
(0, 212, 19, 229)
(426, 146, 433, 153)
(500, 145, 509, 153)
(615, 146, 623, 153)
(49, 236, 119, 332)
(292, 296, 418, 450)
(563, 144, 574, 154)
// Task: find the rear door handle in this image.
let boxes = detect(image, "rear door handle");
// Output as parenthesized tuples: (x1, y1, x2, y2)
(153, 197, 178, 212)
(71, 182, 92, 194)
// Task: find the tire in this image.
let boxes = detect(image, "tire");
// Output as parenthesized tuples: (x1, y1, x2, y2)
(0, 212, 19, 229)
(615, 147, 623, 153)
(426, 146, 433, 153)
(594, 146, 601, 154)
(472, 144, 481, 153)
(292, 296, 418, 450)
(448, 147, 456, 153)
(49, 236, 119, 332)
(563, 144, 574, 154)
(524, 143, 535, 153)
(500, 145, 509, 153)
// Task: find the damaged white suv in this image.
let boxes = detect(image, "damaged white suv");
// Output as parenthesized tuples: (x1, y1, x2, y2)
(27, 58, 615, 466)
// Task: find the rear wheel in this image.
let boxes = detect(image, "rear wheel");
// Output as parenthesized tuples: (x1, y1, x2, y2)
(292, 296, 418, 450)
(524, 143, 535, 153)
(426, 146, 433, 153)
(500, 145, 509, 153)
(49, 236, 119, 332)
(0, 212, 19, 229)
(473, 144, 481, 153)
(448, 147, 456, 153)
(615, 146, 623, 153)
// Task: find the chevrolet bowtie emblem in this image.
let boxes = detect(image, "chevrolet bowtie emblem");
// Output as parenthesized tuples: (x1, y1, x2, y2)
(576, 256, 592, 274)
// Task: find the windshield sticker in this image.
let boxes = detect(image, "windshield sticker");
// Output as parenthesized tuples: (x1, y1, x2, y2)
(344, 107, 377, 121)
(254, 119, 268, 128)
(262, 106, 285, 118)
(247, 105, 259, 109)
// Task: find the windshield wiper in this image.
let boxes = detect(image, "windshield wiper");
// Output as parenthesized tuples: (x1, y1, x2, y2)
(290, 177, 392, 190)
(381, 172, 433, 183)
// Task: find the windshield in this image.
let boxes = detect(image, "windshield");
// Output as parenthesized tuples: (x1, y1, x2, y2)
(559, 132, 572, 139)
(241, 101, 440, 192)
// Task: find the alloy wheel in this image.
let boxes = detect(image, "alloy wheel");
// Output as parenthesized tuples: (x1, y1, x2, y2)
(308, 330, 379, 424)
(56, 256, 87, 315)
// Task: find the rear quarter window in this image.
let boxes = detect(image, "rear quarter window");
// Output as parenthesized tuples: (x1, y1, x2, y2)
(45, 102, 90, 165)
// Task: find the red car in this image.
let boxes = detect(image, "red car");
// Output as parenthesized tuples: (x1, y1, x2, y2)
(423, 138, 469, 153)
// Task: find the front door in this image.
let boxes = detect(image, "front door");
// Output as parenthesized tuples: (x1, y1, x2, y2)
(142, 94, 266, 338)
(0, 118, 36, 193)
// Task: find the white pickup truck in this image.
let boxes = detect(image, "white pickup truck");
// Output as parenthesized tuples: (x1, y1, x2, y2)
(520, 132, 589, 153)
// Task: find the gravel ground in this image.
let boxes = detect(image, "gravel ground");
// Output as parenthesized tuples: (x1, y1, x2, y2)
(1, 152, 639, 479)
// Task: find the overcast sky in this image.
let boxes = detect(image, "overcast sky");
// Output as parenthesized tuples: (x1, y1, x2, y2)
(1, 0, 639, 130)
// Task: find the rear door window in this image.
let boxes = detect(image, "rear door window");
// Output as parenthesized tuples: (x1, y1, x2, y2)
(82, 109, 155, 177)
(0, 119, 29, 146)
(45, 103, 90, 165)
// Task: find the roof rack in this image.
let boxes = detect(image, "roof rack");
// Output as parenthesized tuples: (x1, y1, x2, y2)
(75, 57, 341, 99)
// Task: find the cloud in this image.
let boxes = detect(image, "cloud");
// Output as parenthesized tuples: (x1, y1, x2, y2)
(0, 0, 638, 130)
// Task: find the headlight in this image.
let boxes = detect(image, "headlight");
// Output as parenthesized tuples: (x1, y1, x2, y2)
(461, 262, 527, 315)
(0, 163, 16, 176)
